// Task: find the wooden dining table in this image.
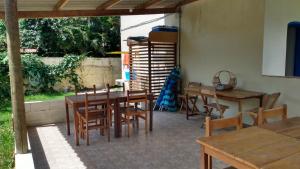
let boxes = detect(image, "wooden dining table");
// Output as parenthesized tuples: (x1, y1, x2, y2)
(197, 117, 300, 169)
(185, 85, 265, 119)
(65, 91, 154, 143)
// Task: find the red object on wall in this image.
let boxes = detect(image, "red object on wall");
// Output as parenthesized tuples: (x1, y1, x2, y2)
(123, 53, 130, 65)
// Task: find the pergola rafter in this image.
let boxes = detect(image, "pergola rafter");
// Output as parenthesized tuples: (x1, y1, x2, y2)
(135, 0, 162, 9)
(174, 0, 199, 8)
(54, 0, 71, 10)
(96, 0, 121, 10)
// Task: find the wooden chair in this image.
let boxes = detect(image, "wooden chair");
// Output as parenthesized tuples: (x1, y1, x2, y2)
(121, 90, 148, 137)
(76, 92, 112, 145)
(205, 113, 243, 169)
(257, 104, 287, 126)
(178, 82, 201, 118)
(106, 83, 126, 126)
(248, 92, 281, 125)
(203, 89, 229, 119)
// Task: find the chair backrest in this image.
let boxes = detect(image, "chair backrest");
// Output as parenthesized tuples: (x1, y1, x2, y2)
(126, 90, 147, 108)
(262, 92, 281, 109)
(212, 90, 222, 111)
(188, 82, 201, 88)
(205, 113, 243, 137)
(106, 83, 125, 92)
(185, 82, 201, 95)
(258, 104, 287, 126)
(76, 84, 96, 96)
(202, 89, 222, 112)
(84, 92, 109, 119)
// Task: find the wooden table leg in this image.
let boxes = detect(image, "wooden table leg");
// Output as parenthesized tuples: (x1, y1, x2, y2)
(201, 95, 209, 115)
(200, 145, 209, 169)
(114, 98, 121, 138)
(186, 94, 189, 120)
(149, 94, 153, 131)
(259, 95, 263, 107)
(238, 100, 242, 112)
(65, 99, 70, 136)
(73, 104, 79, 146)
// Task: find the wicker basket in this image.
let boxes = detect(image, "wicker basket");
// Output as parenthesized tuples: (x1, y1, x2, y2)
(212, 70, 237, 91)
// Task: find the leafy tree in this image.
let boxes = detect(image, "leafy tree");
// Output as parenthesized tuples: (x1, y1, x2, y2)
(0, 22, 6, 52)
(18, 16, 120, 57)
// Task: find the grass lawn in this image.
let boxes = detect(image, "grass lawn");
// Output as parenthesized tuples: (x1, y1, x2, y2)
(25, 91, 74, 102)
(0, 105, 14, 169)
(0, 91, 74, 169)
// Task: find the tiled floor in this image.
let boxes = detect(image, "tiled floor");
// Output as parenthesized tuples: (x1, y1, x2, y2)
(28, 111, 228, 169)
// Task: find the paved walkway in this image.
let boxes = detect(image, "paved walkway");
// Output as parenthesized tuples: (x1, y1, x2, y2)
(28, 111, 228, 169)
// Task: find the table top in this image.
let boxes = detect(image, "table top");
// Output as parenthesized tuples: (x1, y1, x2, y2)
(65, 91, 153, 104)
(260, 117, 300, 139)
(261, 152, 300, 169)
(185, 85, 264, 100)
(197, 127, 300, 169)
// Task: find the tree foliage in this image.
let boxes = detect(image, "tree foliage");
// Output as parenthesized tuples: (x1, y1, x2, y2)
(0, 53, 10, 105)
(0, 16, 121, 57)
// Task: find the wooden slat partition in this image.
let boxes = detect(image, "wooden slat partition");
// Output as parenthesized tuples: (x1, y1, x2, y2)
(128, 32, 177, 99)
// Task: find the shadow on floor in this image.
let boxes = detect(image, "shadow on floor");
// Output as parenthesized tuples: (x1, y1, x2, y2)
(29, 111, 228, 169)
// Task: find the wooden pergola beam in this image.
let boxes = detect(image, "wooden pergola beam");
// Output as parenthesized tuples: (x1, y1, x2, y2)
(54, 0, 71, 10)
(4, 0, 28, 154)
(96, 0, 121, 10)
(0, 8, 176, 19)
(135, 0, 162, 9)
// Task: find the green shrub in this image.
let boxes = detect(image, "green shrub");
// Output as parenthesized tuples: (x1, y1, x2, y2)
(22, 54, 55, 94)
(0, 53, 85, 97)
(52, 54, 85, 91)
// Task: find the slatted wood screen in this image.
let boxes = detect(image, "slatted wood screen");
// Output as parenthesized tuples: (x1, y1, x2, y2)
(128, 32, 177, 99)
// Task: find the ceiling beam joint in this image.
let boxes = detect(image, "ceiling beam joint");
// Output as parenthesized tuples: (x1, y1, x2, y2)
(96, 0, 121, 10)
(54, 0, 71, 10)
(135, 0, 162, 9)
(174, 0, 199, 9)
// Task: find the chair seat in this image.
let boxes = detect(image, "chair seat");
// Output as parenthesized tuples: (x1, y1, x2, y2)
(247, 107, 259, 113)
(178, 94, 197, 100)
(204, 103, 229, 110)
(121, 106, 146, 116)
(77, 108, 107, 121)
(248, 111, 258, 117)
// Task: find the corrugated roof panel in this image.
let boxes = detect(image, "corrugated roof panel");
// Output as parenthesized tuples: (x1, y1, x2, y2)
(149, 0, 182, 8)
(18, 0, 58, 11)
(63, 0, 107, 10)
(110, 0, 146, 9)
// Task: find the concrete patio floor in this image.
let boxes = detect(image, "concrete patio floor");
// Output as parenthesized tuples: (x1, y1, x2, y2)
(28, 111, 228, 169)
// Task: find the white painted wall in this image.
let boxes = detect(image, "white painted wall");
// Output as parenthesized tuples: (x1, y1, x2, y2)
(121, 14, 165, 53)
(120, 14, 179, 79)
(169, 0, 300, 122)
(263, 0, 300, 76)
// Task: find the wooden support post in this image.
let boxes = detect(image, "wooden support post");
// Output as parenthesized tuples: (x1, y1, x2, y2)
(4, 0, 28, 154)
(148, 41, 152, 94)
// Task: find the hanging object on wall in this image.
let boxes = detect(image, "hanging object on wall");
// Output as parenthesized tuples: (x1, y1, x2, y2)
(212, 70, 237, 91)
